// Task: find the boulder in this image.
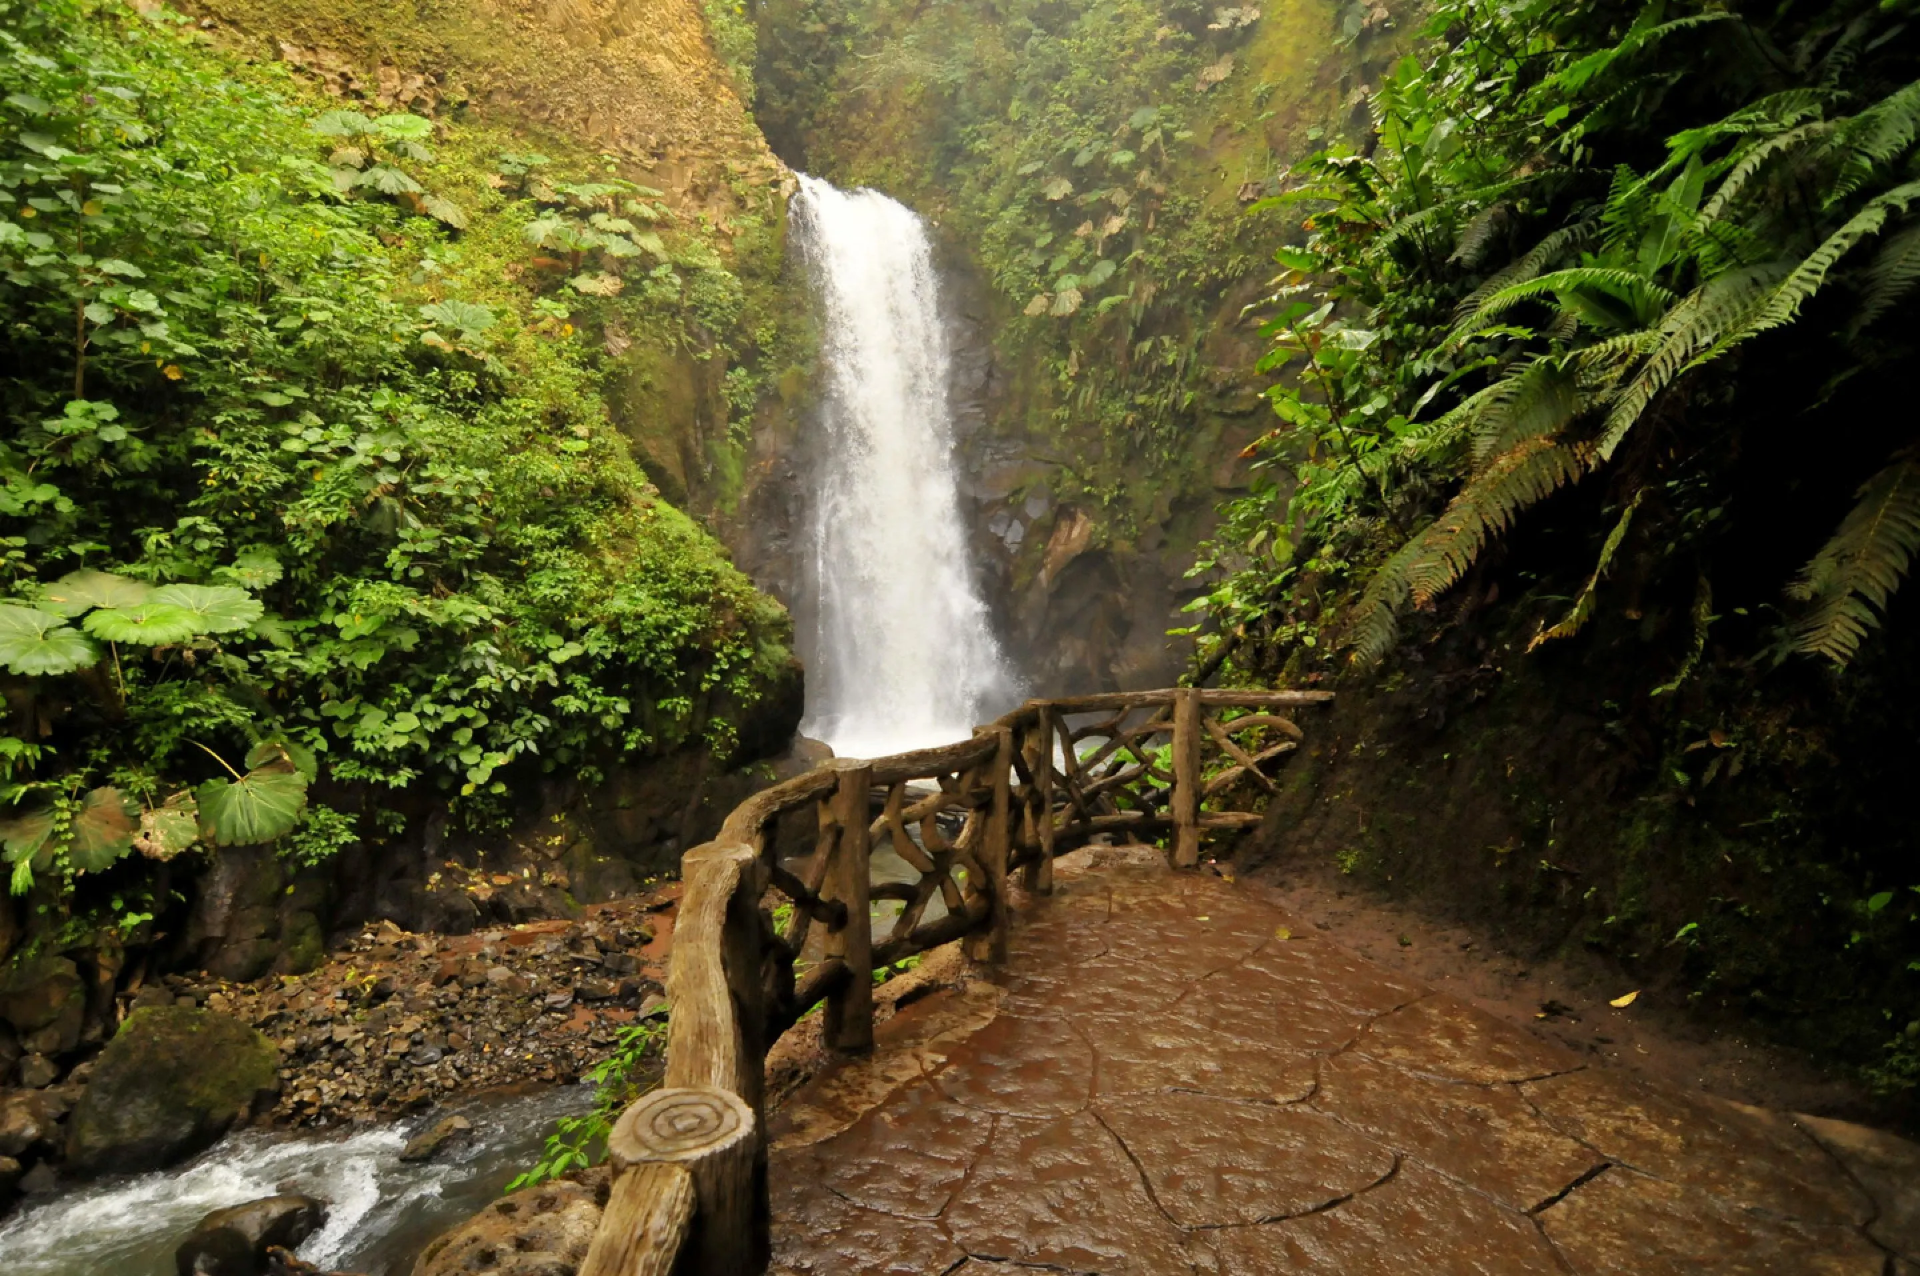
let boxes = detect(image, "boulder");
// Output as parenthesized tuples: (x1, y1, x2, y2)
(413, 1179, 600, 1276)
(65, 1006, 279, 1175)
(17, 1052, 60, 1088)
(0, 955, 85, 1047)
(399, 1113, 473, 1163)
(0, 1088, 70, 1156)
(175, 1195, 327, 1276)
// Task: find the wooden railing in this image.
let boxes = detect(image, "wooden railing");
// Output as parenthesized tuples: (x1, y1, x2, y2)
(576, 687, 1331, 1276)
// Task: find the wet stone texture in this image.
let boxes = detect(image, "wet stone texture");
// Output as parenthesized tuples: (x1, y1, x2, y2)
(768, 852, 1920, 1274)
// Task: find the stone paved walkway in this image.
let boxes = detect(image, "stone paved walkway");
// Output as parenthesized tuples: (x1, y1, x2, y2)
(766, 848, 1920, 1275)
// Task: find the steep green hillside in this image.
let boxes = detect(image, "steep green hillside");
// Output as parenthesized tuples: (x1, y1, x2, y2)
(0, 0, 795, 964)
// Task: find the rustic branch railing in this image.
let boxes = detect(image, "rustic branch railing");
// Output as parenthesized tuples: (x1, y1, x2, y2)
(579, 686, 1331, 1276)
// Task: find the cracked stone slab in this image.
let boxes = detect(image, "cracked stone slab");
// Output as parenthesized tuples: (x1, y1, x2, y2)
(1093, 1018, 1319, 1103)
(1524, 1067, 1872, 1227)
(1238, 935, 1429, 1017)
(1537, 1166, 1885, 1276)
(944, 1109, 1200, 1275)
(1171, 964, 1380, 1054)
(1312, 1049, 1603, 1212)
(933, 1011, 1095, 1117)
(769, 1166, 967, 1275)
(1795, 1112, 1920, 1258)
(777, 1081, 995, 1220)
(1355, 992, 1583, 1084)
(1201, 1160, 1565, 1275)
(1097, 1089, 1396, 1227)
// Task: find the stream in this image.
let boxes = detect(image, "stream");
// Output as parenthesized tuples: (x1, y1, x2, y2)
(0, 1084, 591, 1276)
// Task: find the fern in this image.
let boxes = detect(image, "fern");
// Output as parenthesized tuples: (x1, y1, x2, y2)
(1401, 437, 1588, 606)
(1692, 120, 1833, 234)
(1467, 355, 1582, 470)
(1346, 537, 1422, 665)
(1789, 451, 1920, 665)
(1730, 178, 1920, 344)
(1591, 262, 1785, 460)
(1456, 267, 1675, 341)
(1826, 78, 1920, 203)
(1851, 221, 1920, 332)
(1531, 491, 1644, 648)
(1453, 222, 1597, 324)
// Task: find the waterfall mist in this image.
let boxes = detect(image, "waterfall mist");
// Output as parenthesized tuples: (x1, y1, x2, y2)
(789, 175, 1015, 758)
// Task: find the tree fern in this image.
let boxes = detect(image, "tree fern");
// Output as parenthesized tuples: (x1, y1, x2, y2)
(1454, 222, 1597, 323)
(1467, 355, 1582, 470)
(1788, 451, 1920, 665)
(1402, 437, 1588, 607)
(1454, 267, 1676, 340)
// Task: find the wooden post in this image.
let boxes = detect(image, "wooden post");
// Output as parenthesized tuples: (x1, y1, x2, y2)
(1021, 716, 1054, 895)
(605, 1086, 756, 1276)
(1171, 687, 1202, 868)
(966, 725, 1013, 962)
(821, 759, 872, 1052)
(578, 1163, 695, 1276)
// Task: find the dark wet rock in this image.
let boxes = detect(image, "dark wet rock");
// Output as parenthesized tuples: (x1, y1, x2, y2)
(66, 1005, 279, 1175)
(413, 1179, 599, 1276)
(1794, 1112, 1920, 1259)
(175, 1195, 327, 1276)
(16, 1051, 60, 1088)
(18, 1158, 56, 1193)
(400, 1114, 473, 1163)
(0, 955, 85, 1047)
(0, 1154, 21, 1198)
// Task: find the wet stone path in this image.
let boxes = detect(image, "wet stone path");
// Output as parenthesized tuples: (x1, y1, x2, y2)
(766, 848, 1920, 1275)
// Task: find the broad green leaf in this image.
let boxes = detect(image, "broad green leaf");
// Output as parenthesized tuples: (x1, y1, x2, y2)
(135, 793, 199, 861)
(0, 804, 55, 868)
(372, 113, 434, 141)
(419, 300, 495, 338)
(422, 195, 468, 229)
(83, 602, 201, 646)
(216, 549, 283, 589)
(1042, 177, 1073, 201)
(312, 109, 374, 137)
(68, 786, 137, 873)
(40, 568, 150, 615)
(0, 604, 99, 675)
(359, 166, 424, 196)
(570, 272, 624, 297)
(197, 766, 309, 846)
(150, 584, 262, 634)
(246, 737, 319, 782)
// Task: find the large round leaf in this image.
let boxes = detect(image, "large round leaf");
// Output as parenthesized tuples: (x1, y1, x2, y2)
(150, 584, 263, 635)
(68, 786, 137, 873)
(0, 803, 55, 869)
(197, 767, 309, 846)
(83, 602, 201, 646)
(135, 793, 200, 861)
(0, 604, 100, 675)
(39, 569, 152, 617)
(247, 737, 318, 782)
(217, 550, 283, 590)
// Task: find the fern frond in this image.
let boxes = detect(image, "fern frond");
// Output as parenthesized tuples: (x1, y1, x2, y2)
(1368, 201, 1456, 262)
(1530, 491, 1643, 649)
(1827, 79, 1920, 203)
(1849, 221, 1920, 333)
(1468, 356, 1582, 470)
(1651, 574, 1714, 696)
(1454, 221, 1598, 323)
(1450, 204, 1506, 267)
(1592, 262, 1787, 460)
(1455, 267, 1676, 340)
(1730, 178, 1920, 343)
(1788, 451, 1920, 665)
(1693, 121, 1834, 234)
(1402, 437, 1588, 606)
(1345, 538, 1421, 665)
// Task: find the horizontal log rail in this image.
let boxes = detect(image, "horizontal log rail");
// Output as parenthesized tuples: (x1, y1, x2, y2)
(579, 685, 1331, 1276)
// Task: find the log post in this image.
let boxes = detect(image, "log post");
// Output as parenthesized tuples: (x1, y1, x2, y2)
(1020, 716, 1054, 895)
(605, 1086, 756, 1276)
(1171, 687, 1202, 869)
(966, 725, 1013, 962)
(820, 759, 873, 1052)
(578, 1163, 695, 1276)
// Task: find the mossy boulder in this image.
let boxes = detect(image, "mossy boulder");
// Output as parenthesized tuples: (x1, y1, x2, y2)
(65, 1006, 279, 1175)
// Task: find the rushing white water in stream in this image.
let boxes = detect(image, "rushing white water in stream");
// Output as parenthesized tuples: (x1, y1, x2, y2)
(790, 175, 1014, 758)
(0, 1085, 591, 1276)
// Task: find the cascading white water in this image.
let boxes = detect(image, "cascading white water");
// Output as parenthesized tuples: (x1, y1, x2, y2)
(790, 175, 1014, 758)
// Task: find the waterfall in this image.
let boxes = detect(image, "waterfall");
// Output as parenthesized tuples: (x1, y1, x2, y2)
(789, 175, 1014, 758)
